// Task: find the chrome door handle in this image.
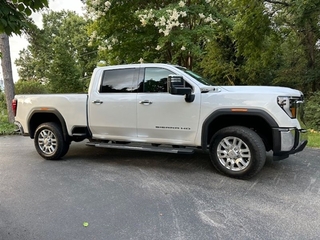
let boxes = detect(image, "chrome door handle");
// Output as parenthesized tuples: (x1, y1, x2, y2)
(139, 100, 152, 105)
(92, 100, 103, 104)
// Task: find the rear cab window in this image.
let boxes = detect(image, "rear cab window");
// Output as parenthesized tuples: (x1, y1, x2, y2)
(100, 68, 137, 93)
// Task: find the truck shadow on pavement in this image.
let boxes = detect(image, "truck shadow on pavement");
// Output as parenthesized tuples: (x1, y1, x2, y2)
(60, 141, 287, 181)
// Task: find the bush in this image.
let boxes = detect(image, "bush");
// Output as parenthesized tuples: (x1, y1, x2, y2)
(0, 90, 6, 109)
(304, 91, 320, 131)
(0, 91, 8, 123)
(15, 80, 48, 94)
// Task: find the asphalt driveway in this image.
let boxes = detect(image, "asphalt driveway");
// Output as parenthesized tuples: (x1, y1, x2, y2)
(0, 135, 320, 240)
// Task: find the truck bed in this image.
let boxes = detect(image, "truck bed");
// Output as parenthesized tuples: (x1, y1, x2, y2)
(15, 94, 88, 136)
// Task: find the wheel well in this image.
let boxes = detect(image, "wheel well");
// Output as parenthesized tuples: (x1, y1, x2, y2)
(29, 112, 66, 140)
(205, 115, 273, 151)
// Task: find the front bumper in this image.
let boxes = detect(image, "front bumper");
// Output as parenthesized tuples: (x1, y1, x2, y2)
(272, 128, 308, 161)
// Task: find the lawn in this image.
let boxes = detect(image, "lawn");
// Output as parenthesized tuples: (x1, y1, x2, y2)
(307, 130, 320, 148)
(0, 122, 16, 135)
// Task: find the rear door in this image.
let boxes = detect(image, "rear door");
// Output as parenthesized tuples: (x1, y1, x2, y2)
(88, 67, 139, 140)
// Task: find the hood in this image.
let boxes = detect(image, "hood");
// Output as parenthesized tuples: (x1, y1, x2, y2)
(201, 85, 302, 97)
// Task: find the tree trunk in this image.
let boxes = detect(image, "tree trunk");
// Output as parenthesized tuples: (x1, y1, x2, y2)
(0, 33, 15, 123)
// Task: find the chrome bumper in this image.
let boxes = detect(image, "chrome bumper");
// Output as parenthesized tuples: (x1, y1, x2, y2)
(272, 128, 308, 161)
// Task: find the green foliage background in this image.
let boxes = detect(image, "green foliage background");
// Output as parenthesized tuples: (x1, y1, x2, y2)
(15, 10, 96, 93)
(14, 1, 320, 94)
(14, 80, 48, 94)
(0, 91, 15, 134)
(304, 91, 320, 131)
(6, 0, 320, 132)
(0, 0, 48, 35)
(0, 91, 7, 122)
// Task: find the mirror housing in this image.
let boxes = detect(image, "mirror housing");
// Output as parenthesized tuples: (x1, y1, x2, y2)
(167, 75, 195, 103)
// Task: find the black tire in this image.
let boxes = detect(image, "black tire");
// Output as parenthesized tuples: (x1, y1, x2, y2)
(209, 126, 266, 179)
(34, 122, 68, 160)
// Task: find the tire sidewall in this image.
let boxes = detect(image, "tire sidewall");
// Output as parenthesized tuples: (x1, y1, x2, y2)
(209, 126, 266, 179)
(34, 122, 65, 160)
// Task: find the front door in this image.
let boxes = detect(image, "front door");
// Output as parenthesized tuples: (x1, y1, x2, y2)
(137, 67, 201, 145)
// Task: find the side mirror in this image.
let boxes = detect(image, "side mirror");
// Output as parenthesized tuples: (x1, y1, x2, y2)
(167, 75, 195, 103)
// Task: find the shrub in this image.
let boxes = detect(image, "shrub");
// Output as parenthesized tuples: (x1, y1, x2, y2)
(15, 80, 48, 94)
(0, 90, 6, 109)
(0, 91, 8, 123)
(304, 91, 320, 131)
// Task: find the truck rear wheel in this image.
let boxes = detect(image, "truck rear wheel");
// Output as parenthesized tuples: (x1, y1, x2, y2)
(34, 122, 68, 160)
(209, 126, 266, 179)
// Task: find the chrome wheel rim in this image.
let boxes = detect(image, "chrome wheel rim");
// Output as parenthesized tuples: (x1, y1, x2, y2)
(216, 137, 251, 172)
(38, 129, 57, 155)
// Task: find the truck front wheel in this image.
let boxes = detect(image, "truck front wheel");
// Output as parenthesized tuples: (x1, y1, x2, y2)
(209, 126, 266, 179)
(34, 122, 68, 160)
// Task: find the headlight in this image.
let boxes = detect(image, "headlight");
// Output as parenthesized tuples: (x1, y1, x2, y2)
(277, 96, 303, 119)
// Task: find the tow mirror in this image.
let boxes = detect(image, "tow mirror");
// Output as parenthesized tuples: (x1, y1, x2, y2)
(167, 75, 195, 103)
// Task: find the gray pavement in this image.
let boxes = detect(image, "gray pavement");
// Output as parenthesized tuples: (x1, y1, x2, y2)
(0, 135, 320, 240)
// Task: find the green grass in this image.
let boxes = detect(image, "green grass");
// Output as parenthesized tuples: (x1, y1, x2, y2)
(307, 130, 320, 148)
(0, 107, 16, 135)
(0, 121, 16, 135)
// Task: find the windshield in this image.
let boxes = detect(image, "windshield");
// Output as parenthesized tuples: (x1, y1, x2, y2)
(176, 66, 211, 86)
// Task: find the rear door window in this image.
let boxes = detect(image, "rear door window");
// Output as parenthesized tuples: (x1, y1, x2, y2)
(100, 68, 136, 93)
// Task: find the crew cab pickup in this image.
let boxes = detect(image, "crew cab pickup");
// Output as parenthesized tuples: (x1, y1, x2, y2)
(12, 63, 308, 179)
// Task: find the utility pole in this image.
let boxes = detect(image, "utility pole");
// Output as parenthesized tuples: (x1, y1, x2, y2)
(0, 33, 15, 123)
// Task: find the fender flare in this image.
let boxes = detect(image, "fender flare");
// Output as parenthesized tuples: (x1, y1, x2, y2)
(27, 108, 69, 141)
(201, 109, 279, 150)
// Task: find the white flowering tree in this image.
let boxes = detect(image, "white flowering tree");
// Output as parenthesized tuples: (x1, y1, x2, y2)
(83, 0, 320, 93)
(84, 0, 223, 69)
(84, 0, 164, 65)
(137, 0, 223, 69)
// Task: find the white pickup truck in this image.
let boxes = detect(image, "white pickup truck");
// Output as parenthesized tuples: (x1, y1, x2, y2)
(13, 63, 308, 179)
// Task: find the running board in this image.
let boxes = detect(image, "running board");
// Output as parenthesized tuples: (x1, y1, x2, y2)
(86, 142, 194, 154)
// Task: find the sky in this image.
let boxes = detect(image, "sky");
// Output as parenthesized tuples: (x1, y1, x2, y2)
(8, 0, 84, 82)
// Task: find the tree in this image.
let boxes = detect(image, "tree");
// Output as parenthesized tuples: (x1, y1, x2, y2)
(0, 0, 48, 123)
(0, 33, 15, 122)
(84, 0, 223, 70)
(14, 48, 39, 81)
(270, 0, 320, 93)
(84, 0, 163, 65)
(47, 36, 83, 93)
(15, 80, 48, 94)
(0, 0, 48, 35)
(136, 0, 223, 70)
(15, 10, 97, 93)
(198, 0, 320, 91)
(198, 0, 282, 85)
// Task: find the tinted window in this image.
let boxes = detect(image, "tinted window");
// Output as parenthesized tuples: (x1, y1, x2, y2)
(175, 66, 210, 85)
(100, 68, 135, 93)
(143, 68, 174, 93)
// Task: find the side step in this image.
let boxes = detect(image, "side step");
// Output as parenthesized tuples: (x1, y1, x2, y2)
(86, 142, 194, 154)
(72, 133, 87, 137)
